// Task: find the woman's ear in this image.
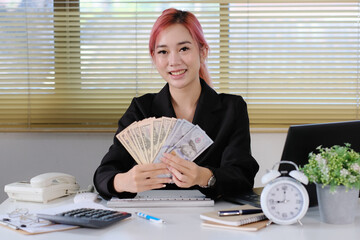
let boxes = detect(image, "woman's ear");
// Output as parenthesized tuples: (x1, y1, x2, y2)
(200, 46, 208, 63)
(151, 51, 155, 63)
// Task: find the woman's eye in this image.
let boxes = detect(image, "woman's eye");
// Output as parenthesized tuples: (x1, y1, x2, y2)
(157, 50, 167, 55)
(180, 47, 189, 52)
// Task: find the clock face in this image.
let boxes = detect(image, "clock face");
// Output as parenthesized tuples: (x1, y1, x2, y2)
(261, 177, 309, 225)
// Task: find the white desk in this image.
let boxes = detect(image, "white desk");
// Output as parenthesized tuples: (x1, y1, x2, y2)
(0, 196, 359, 240)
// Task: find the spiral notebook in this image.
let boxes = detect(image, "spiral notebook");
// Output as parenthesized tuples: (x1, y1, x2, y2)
(200, 204, 266, 227)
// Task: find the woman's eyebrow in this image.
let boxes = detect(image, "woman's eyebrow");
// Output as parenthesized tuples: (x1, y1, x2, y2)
(177, 40, 192, 45)
(156, 40, 192, 49)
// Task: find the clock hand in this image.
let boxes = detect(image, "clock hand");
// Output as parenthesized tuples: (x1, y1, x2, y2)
(283, 191, 291, 203)
(283, 191, 286, 202)
(276, 190, 288, 204)
(276, 191, 286, 203)
(283, 188, 288, 202)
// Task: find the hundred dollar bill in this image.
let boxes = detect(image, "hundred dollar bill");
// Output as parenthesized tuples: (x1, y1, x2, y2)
(138, 119, 153, 163)
(125, 126, 144, 163)
(167, 125, 213, 161)
(164, 119, 182, 144)
(116, 121, 142, 164)
(116, 130, 141, 165)
(152, 118, 182, 163)
(156, 117, 176, 153)
(152, 118, 163, 161)
(130, 124, 149, 164)
(166, 119, 195, 152)
(153, 119, 194, 163)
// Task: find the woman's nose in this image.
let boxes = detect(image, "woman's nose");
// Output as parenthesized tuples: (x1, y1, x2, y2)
(168, 52, 181, 66)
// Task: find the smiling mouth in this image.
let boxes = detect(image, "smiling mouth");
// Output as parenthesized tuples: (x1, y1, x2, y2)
(169, 70, 186, 76)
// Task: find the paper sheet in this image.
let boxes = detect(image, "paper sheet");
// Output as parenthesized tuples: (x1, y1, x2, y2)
(0, 202, 109, 234)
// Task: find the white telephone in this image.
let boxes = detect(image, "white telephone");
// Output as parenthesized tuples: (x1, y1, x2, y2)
(4, 172, 80, 203)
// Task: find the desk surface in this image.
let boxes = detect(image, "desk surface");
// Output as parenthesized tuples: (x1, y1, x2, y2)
(0, 196, 359, 240)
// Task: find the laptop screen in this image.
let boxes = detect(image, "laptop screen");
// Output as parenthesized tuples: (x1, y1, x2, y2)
(279, 120, 360, 206)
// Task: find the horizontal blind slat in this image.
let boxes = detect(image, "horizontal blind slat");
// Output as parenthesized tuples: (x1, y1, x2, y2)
(0, 0, 359, 130)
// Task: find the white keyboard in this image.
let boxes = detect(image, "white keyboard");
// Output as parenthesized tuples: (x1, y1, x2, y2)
(107, 190, 214, 208)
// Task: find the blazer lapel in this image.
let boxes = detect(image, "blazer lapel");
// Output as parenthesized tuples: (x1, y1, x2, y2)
(151, 79, 222, 137)
(193, 79, 222, 137)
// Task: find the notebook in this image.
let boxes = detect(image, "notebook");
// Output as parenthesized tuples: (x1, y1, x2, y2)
(200, 204, 266, 227)
(107, 190, 214, 208)
(202, 219, 268, 232)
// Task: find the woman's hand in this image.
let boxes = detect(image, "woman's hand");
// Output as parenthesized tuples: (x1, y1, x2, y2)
(161, 152, 212, 188)
(113, 163, 172, 193)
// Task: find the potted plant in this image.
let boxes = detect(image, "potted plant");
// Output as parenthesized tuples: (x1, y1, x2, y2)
(301, 143, 360, 224)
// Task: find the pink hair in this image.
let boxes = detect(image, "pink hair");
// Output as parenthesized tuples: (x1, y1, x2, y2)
(149, 8, 212, 86)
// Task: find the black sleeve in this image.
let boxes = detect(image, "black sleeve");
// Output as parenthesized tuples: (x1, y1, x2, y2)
(93, 97, 146, 200)
(198, 97, 259, 199)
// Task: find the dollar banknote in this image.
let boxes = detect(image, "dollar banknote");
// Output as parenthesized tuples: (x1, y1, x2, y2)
(167, 125, 213, 161)
(153, 119, 194, 163)
(116, 117, 213, 164)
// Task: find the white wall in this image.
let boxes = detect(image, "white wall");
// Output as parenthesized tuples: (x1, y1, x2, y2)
(0, 132, 287, 202)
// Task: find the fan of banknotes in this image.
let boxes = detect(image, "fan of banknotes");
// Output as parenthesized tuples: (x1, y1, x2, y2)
(116, 117, 213, 165)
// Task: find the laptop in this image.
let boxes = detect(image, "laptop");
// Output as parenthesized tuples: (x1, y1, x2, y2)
(224, 120, 360, 207)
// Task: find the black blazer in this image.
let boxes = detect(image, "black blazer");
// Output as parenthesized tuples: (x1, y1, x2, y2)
(93, 79, 259, 200)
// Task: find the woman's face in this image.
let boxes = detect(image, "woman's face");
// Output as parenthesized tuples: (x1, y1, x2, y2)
(153, 24, 206, 90)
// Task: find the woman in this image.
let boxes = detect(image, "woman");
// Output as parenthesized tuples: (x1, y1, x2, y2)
(93, 8, 259, 200)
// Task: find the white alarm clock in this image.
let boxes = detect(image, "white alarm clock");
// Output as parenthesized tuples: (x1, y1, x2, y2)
(260, 161, 309, 225)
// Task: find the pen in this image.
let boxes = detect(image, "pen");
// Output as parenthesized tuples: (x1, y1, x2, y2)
(0, 219, 19, 230)
(135, 212, 165, 224)
(218, 209, 263, 217)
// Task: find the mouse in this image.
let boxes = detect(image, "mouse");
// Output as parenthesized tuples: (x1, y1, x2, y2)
(73, 192, 99, 203)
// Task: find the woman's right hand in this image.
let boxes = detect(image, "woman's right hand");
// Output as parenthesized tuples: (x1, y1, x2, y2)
(113, 163, 172, 193)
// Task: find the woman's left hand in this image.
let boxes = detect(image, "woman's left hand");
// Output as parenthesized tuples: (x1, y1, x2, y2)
(161, 152, 212, 188)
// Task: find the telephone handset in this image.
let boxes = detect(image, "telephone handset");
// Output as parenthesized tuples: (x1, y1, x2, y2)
(30, 172, 77, 188)
(4, 172, 80, 203)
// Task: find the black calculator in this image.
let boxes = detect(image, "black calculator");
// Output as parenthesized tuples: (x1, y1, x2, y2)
(37, 208, 131, 228)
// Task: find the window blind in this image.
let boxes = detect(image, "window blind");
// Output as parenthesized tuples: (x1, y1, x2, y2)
(0, 0, 359, 131)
